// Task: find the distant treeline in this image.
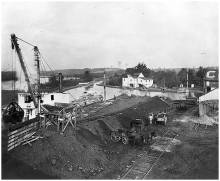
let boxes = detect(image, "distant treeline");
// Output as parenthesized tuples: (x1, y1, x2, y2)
(107, 63, 209, 89)
(2, 71, 18, 81)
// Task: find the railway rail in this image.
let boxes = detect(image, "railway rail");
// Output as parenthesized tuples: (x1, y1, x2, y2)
(119, 129, 178, 179)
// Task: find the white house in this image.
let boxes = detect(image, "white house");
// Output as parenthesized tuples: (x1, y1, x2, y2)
(122, 73, 153, 88)
(18, 92, 71, 121)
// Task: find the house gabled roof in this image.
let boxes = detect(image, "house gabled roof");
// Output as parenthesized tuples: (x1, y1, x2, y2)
(199, 88, 219, 102)
(139, 77, 153, 81)
(132, 73, 141, 78)
(126, 72, 142, 78)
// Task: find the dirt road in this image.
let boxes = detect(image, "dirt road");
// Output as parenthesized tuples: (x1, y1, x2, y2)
(145, 110, 218, 179)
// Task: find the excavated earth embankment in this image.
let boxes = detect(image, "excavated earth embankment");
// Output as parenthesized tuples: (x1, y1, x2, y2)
(4, 96, 173, 179)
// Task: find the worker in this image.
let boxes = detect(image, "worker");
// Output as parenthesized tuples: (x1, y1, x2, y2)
(71, 107, 77, 129)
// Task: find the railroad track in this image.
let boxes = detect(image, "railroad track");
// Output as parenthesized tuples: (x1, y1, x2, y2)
(119, 129, 178, 180)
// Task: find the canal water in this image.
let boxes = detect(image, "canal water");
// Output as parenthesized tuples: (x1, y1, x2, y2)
(2, 80, 27, 91)
(2, 81, 187, 101)
(65, 82, 187, 101)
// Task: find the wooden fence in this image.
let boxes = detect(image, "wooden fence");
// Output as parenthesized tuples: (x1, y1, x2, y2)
(7, 118, 43, 151)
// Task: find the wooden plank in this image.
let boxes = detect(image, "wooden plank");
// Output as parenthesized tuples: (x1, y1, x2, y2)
(22, 136, 42, 146)
(9, 121, 38, 136)
(7, 120, 44, 151)
(8, 133, 38, 150)
(8, 130, 36, 143)
(8, 117, 39, 132)
(8, 141, 21, 150)
(8, 132, 36, 146)
(8, 126, 36, 139)
(8, 123, 34, 137)
(8, 130, 36, 144)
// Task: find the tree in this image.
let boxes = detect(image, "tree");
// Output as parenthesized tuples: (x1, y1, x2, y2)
(108, 73, 122, 86)
(2, 71, 18, 81)
(49, 75, 59, 85)
(135, 62, 151, 77)
(177, 68, 187, 87)
(188, 69, 197, 86)
(125, 62, 151, 77)
(177, 68, 198, 87)
(83, 70, 93, 82)
(125, 68, 136, 75)
(152, 70, 179, 88)
(195, 66, 206, 87)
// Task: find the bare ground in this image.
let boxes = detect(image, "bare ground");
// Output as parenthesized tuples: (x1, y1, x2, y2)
(2, 95, 218, 179)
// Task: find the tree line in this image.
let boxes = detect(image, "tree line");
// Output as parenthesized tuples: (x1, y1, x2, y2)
(108, 63, 207, 89)
(2, 71, 18, 81)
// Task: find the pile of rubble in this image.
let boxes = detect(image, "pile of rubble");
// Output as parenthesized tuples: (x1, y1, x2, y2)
(73, 93, 103, 106)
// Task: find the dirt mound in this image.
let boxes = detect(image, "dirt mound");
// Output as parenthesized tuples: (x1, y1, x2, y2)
(80, 116, 122, 142)
(9, 95, 171, 179)
(11, 127, 108, 179)
(117, 96, 170, 128)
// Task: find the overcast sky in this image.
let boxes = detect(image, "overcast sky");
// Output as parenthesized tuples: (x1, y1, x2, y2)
(1, 1, 219, 71)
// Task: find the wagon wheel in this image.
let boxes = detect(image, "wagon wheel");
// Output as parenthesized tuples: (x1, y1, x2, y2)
(111, 131, 121, 142)
(121, 134, 129, 145)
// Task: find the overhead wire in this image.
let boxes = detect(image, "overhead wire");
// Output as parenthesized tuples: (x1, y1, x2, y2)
(40, 56, 49, 76)
(12, 35, 58, 93)
(13, 36, 38, 84)
(40, 60, 48, 88)
(14, 35, 56, 77)
(16, 36, 35, 47)
(22, 52, 35, 84)
(19, 64, 22, 91)
(10, 39, 15, 93)
(38, 51, 56, 76)
(13, 50, 17, 98)
(12, 38, 28, 91)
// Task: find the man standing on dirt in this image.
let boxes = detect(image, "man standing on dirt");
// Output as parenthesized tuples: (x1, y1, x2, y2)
(72, 105, 82, 129)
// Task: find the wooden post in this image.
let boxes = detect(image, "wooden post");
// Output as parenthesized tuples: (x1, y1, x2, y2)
(34, 46, 41, 116)
(58, 72, 63, 93)
(104, 69, 106, 102)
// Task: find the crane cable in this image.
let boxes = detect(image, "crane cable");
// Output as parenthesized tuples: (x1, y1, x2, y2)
(11, 39, 37, 92)
(38, 51, 56, 76)
(14, 35, 57, 76)
(16, 37, 35, 47)
(12, 35, 58, 93)
(11, 48, 17, 101)
(39, 60, 47, 92)
(13, 49, 17, 99)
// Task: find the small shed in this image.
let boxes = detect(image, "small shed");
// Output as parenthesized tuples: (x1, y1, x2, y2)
(199, 88, 218, 117)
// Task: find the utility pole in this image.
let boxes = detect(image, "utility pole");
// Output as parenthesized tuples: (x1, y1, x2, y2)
(11, 34, 37, 108)
(58, 72, 63, 92)
(163, 78, 165, 88)
(104, 69, 106, 102)
(186, 68, 189, 89)
(34, 46, 41, 115)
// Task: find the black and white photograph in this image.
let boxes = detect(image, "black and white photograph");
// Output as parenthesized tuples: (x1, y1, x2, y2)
(1, 0, 219, 179)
